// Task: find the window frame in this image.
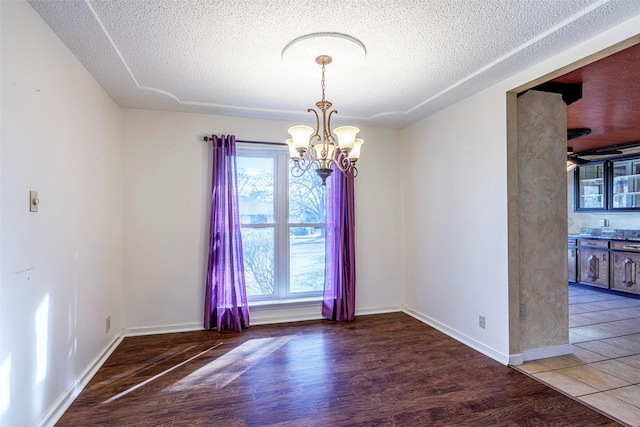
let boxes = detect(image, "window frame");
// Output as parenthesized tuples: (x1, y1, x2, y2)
(236, 144, 325, 303)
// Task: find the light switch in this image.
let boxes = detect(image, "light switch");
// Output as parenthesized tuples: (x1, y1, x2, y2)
(30, 191, 39, 212)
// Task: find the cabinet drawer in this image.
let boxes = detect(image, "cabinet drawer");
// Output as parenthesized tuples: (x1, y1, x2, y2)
(578, 239, 609, 249)
(611, 241, 640, 251)
(568, 239, 577, 246)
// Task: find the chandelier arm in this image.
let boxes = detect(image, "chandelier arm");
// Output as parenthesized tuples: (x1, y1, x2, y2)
(309, 109, 321, 140)
(331, 160, 348, 173)
(307, 133, 322, 163)
(327, 109, 337, 137)
(332, 152, 358, 177)
(330, 153, 351, 173)
(292, 156, 315, 176)
(291, 163, 306, 178)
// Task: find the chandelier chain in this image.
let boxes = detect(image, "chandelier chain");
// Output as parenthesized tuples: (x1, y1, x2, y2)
(321, 63, 326, 103)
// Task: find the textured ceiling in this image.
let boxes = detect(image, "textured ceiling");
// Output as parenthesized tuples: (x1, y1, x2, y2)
(27, 0, 640, 129)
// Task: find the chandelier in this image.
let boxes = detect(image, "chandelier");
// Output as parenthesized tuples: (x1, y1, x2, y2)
(286, 55, 364, 185)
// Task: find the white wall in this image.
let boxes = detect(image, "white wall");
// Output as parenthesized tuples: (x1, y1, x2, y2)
(400, 89, 511, 361)
(0, 2, 123, 426)
(400, 16, 640, 363)
(121, 109, 403, 332)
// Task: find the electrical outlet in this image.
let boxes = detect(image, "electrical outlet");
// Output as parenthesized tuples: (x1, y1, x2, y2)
(479, 315, 486, 329)
(106, 316, 111, 333)
(519, 304, 526, 321)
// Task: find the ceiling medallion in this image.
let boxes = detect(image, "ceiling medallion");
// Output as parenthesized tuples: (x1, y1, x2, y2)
(281, 32, 367, 64)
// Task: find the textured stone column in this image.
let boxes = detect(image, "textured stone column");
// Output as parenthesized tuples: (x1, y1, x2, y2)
(516, 90, 569, 352)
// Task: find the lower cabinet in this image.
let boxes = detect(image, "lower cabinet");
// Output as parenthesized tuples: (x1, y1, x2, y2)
(568, 239, 577, 283)
(578, 250, 609, 288)
(574, 238, 640, 294)
(611, 241, 640, 295)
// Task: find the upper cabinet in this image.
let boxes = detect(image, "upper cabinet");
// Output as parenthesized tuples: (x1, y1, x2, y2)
(611, 158, 640, 209)
(575, 155, 640, 211)
(577, 162, 606, 210)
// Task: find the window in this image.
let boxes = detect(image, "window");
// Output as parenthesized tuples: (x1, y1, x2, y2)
(237, 146, 326, 301)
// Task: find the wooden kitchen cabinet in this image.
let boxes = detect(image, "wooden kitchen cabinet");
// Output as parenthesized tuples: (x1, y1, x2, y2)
(568, 238, 577, 283)
(577, 239, 610, 288)
(611, 158, 640, 210)
(611, 241, 640, 295)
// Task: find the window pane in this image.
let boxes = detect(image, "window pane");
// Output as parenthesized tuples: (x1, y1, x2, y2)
(242, 227, 275, 296)
(289, 227, 325, 293)
(237, 156, 274, 224)
(289, 162, 326, 223)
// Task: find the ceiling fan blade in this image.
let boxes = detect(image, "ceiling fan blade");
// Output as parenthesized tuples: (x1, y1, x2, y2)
(578, 148, 623, 156)
(575, 140, 640, 157)
(567, 156, 590, 165)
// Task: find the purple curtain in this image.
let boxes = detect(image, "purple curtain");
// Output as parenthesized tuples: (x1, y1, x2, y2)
(204, 135, 250, 332)
(322, 165, 356, 321)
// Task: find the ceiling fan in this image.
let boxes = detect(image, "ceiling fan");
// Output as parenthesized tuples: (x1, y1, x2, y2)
(567, 146, 624, 165)
(566, 128, 624, 171)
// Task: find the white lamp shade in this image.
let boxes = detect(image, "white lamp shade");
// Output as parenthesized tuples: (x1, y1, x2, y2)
(285, 138, 299, 159)
(288, 125, 314, 149)
(348, 138, 364, 161)
(313, 143, 335, 160)
(333, 126, 360, 150)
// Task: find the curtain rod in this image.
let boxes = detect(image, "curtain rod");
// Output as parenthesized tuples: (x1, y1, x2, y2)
(204, 135, 285, 146)
(237, 139, 285, 146)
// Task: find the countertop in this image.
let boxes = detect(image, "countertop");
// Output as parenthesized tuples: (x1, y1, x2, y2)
(569, 228, 640, 242)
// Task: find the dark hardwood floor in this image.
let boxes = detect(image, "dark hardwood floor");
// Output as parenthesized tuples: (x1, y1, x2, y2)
(57, 313, 620, 426)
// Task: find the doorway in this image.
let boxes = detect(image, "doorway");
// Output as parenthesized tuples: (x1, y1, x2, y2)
(508, 38, 640, 424)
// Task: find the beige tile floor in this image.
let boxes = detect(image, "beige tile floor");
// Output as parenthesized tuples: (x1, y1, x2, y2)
(517, 284, 640, 426)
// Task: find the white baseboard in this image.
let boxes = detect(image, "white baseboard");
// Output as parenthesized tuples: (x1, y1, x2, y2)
(35, 330, 125, 427)
(402, 305, 510, 365)
(356, 305, 402, 316)
(509, 353, 524, 366)
(125, 322, 202, 336)
(519, 344, 574, 362)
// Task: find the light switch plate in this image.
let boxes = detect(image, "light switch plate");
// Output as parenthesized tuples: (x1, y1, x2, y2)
(30, 191, 39, 212)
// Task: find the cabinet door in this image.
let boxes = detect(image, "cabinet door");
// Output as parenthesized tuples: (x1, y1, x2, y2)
(612, 252, 640, 294)
(576, 163, 605, 210)
(578, 249, 609, 288)
(568, 248, 577, 282)
(611, 159, 640, 209)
